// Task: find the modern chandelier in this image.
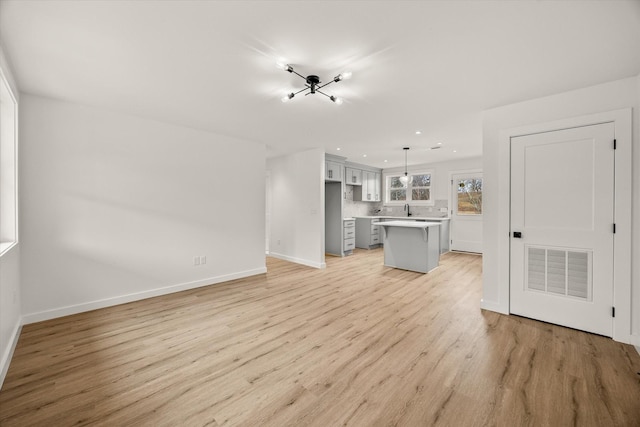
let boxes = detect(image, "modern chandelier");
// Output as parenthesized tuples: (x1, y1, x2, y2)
(277, 62, 351, 104)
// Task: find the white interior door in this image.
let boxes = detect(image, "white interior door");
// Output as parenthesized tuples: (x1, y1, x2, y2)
(510, 123, 615, 336)
(450, 172, 483, 253)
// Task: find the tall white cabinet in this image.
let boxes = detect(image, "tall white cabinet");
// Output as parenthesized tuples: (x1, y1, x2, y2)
(325, 154, 347, 256)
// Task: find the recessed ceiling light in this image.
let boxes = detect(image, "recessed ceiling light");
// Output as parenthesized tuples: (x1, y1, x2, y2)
(384, 160, 388, 163)
(415, 131, 422, 135)
(453, 150, 457, 153)
(363, 154, 367, 157)
(437, 142, 442, 145)
(336, 148, 341, 151)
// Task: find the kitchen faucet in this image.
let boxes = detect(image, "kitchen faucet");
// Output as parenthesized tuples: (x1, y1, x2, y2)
(404, 203, 412, 217)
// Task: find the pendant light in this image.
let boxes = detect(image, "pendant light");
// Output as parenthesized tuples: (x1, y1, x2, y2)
(399, 147, 410, 185)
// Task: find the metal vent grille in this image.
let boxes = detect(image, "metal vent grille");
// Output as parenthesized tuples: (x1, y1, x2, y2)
(526, 246, 591, 301)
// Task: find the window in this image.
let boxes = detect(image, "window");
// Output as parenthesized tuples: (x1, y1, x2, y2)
(385, 171, 433, 205)
(456, 178, 482, 215)
(0, 66, 18, 256)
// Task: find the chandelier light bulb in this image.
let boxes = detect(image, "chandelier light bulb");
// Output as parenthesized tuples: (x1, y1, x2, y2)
(341, 71, 353, 80)
(277, 62, 293, 73)
(330, 96, 343, 105)
(281, 93, 295, 103)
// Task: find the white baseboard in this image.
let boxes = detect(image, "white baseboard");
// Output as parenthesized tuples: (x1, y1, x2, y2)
(480, 298, 509, 315)
(0, 318, 22, 388)
(268, 252, 325, 269)
(22, 267, 267, 325)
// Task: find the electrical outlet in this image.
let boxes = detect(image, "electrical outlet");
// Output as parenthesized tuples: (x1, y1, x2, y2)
(194, 256, 200, 266)
(200, 256, 206, 265)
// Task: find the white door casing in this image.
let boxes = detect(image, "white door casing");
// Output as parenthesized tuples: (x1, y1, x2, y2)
(450, 172, 483, 253)
(510, 122, 615, 337)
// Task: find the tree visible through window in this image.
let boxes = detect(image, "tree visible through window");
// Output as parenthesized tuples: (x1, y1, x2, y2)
(386, 172, 433, 204)
(457, 178, 482, 215)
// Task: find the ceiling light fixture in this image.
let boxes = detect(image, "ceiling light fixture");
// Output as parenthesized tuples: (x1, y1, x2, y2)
(278, 63, 351, 104)
(399, 147, 411, 185)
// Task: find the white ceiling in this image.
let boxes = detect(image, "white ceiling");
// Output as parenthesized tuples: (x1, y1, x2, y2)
(1, 1, 639, 168)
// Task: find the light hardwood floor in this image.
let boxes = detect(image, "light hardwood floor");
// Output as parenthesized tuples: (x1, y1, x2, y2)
(1, 249, 639, 426)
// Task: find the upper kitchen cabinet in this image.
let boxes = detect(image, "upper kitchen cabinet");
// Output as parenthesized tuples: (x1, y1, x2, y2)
(325, 160, 343, 182)
(345, 167, 363, 186)
(350, 163, 381, 202)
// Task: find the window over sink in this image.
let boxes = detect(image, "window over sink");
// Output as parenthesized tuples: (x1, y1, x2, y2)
(384, 171, 434, 205)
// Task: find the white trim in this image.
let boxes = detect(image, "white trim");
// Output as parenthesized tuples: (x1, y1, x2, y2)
(498, 108, 634, 344)
(268, 252, 326, 269)
(480, 298, 507, 314)
(22, 267, 267, 325)
(0, 66, 19, 251)
(0, 318, 22, 388)
(0, 241, 17, 257)
(383, 169, 435, 206)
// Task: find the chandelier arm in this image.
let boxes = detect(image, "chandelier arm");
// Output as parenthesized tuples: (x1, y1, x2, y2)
(315, 80, 336, 91)
(315, 89, 332, 99)
(290, 69, 308, 81)
(293, 87, 310, 96)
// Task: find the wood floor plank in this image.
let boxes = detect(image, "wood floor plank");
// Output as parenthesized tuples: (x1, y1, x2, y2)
(1, 249, 639, 426)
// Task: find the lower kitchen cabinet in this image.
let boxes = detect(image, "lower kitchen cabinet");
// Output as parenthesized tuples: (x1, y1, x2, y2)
(355, 218, 382, 249)
(344, 219, 356, 254)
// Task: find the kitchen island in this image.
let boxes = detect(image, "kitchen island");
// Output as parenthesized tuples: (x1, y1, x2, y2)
(355, 216, 450, 253)
(379, 221, 441, 273)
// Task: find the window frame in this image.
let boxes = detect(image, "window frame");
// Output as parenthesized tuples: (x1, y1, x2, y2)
(384, 169, 435, 206)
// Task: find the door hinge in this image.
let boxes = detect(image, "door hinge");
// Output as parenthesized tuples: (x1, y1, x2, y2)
(613, 223, 616, 233)
(451, 179, 454, 185)
(613, 139, 617, 149)
(612, 307, 616, 318)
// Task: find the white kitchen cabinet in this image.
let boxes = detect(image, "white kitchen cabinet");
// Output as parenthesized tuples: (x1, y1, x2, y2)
(343, 219, 356, 254)
(325, 161, 343, 182)
(355, 218, 382, 249)
(354, 171, 376, 202)
(373, 172, 381, 201)
(345, 168, 362, 186)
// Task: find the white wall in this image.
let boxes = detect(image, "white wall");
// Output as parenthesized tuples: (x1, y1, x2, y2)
(19, 94, 267, 322)
(482, 76, 639, 344)
(0, 45, 21, 386)
(267, 149, 325, 268)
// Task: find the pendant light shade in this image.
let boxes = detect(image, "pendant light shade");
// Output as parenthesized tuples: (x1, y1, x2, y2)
(399, 147, 410, 185)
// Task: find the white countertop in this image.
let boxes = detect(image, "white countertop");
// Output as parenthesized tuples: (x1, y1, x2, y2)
(354, 215, 450, 221)
(378, 220, 441, 228)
